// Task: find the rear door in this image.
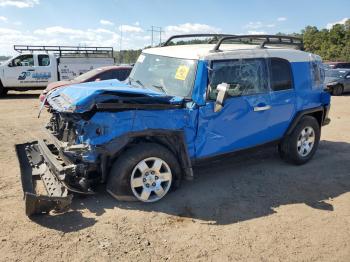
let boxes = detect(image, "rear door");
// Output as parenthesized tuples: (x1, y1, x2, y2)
(195, 58, 273, 158)
(32, 54, 56, 86)
(267, 58, 296, 140)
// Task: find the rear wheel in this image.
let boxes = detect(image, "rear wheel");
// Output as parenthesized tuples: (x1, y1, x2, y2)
(279, 116, 320, 165)
(332, 84, 343, 96)
(107, 143, 181, 202)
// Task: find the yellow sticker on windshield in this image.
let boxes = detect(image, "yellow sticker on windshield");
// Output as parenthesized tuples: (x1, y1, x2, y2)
(175, 65, 190, 81)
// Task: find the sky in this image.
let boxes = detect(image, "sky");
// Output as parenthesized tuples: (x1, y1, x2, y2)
(0, 0, 349, 55)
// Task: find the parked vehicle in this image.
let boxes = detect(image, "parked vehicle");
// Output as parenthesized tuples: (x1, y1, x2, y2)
(17, 34, 331, 216)
(0, 45, 114, 96)
(39, 65, 133, 102)
(324, 62, 350, 69)
(325, 69, 350, 95)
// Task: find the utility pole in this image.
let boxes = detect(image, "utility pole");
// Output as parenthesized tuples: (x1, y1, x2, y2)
(119, 25, 123, 64)
(148, 26, 164, 47)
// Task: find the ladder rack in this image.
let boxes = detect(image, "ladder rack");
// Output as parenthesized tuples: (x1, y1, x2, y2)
(13, 45, 114, 58)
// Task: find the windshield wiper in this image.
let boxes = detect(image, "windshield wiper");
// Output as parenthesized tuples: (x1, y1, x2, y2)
(152, 84, 167, 94)
(128, 77, 145, 88)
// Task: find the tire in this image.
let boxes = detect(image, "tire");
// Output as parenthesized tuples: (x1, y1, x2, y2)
(0, 82, 8, 97)
(106, 143, 181, 202)
(332, 84, 343, 96)
(278, 116, 320, 165)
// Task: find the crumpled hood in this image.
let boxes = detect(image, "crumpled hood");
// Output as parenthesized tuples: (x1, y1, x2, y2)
(47, 79, 184, 113)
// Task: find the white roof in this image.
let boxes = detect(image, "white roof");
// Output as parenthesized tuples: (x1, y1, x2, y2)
(143, 44, 319, 63)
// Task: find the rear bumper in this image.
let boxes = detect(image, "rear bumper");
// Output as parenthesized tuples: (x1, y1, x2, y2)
(16, 141, 73, 216)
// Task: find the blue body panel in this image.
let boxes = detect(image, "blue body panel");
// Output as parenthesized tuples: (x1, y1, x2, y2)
(195, 93, 272, 158)
(48, 59, 330, 162)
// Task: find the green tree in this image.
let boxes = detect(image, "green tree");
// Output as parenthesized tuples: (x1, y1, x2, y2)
(301, 19, 350, 61)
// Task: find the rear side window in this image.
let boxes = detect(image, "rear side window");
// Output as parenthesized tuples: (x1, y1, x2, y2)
(338, 63, 350, 69)
(120, 68, 132, 80)
(38, 55, 50, 66)
(98, 71, 114, 80)
(269, 58, 292, 91)
(111, 69, 132, 81)
(310, 60, 325, 88)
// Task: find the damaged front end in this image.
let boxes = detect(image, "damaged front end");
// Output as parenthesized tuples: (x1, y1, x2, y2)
(17, 80, 188, 216)
(16, 141, 73, 216)
(16, 117, 97, 216)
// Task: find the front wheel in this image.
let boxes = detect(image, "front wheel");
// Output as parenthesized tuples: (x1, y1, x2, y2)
(0, 83, 8, 97)
(107, 143, 181, 202)
(279, 116, 320, 165)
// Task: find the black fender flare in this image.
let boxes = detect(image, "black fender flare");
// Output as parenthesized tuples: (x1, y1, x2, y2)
(96, 129, 194, 182)
(285, 106, 325, 136)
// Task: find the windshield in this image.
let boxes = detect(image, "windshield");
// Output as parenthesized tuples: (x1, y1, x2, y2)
(74, 68, 104, 82)
(128, 53, 197, 97)
(325, 70, 348, 78)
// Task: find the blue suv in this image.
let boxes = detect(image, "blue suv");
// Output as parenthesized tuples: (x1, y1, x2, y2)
(18, 35, 331, 215)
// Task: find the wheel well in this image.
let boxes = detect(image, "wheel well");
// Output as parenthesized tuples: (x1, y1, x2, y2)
(104, 132, 193, 181)
(286, 108, 325, 136)
(305, 110, 323, 127)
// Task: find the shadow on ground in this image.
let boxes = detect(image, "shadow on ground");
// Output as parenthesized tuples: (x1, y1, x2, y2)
(2, 92, 40, 100)
(31, 140, 350, 231)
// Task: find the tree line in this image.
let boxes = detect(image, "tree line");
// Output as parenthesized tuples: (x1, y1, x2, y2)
(1, 20, 349, 64)
(115, 19, 350, 64)
(301, 19, 350, 62)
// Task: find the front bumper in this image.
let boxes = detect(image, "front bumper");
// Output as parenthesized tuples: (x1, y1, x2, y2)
(16, 140, 74, 216)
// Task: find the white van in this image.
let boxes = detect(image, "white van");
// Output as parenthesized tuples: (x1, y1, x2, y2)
(0, 45, 115, 96)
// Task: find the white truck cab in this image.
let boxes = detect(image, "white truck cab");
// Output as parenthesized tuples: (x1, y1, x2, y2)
(0, 45, 115, 96)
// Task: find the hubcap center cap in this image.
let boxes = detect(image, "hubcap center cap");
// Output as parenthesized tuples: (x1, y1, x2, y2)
(144, 171, 158, 187)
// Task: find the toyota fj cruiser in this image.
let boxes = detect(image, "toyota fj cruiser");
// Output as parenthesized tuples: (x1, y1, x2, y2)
(17, 34, 331, 216)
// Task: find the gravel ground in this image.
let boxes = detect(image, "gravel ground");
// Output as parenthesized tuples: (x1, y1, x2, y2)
(0, 91, 349, 262)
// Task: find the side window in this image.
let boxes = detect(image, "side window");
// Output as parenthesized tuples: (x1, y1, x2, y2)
(123, 68, 132, 80)
(38, 55, 50, 66)
(111, 70, 122, 80)
(310, 60, 324, 88)
(270, 58, 292, 91)
(116, 69, 131, 81)
(98, 71, 113, 80)
(208, 58, 268, 99)
(12, 55, 34, 67)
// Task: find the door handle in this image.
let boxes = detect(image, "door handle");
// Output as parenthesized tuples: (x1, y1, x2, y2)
(254, 105, 271, 112)
(27, 69, 35, 71)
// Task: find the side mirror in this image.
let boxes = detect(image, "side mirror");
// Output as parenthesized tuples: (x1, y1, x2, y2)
(214, 83, 229, 113)
(8, 62, 13, 67)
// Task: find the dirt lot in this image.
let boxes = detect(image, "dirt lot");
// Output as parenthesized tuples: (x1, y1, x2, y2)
(0, 91, 349, 262)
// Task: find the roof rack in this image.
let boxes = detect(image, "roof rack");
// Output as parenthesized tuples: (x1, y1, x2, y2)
(162, 34, 235, 47)
(212, 35, 303, 51)
(13, 45, 114, 58)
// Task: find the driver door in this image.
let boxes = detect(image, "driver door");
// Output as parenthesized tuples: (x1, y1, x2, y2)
(4, 54, 35, 87)
(195, 58, 274, 158)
